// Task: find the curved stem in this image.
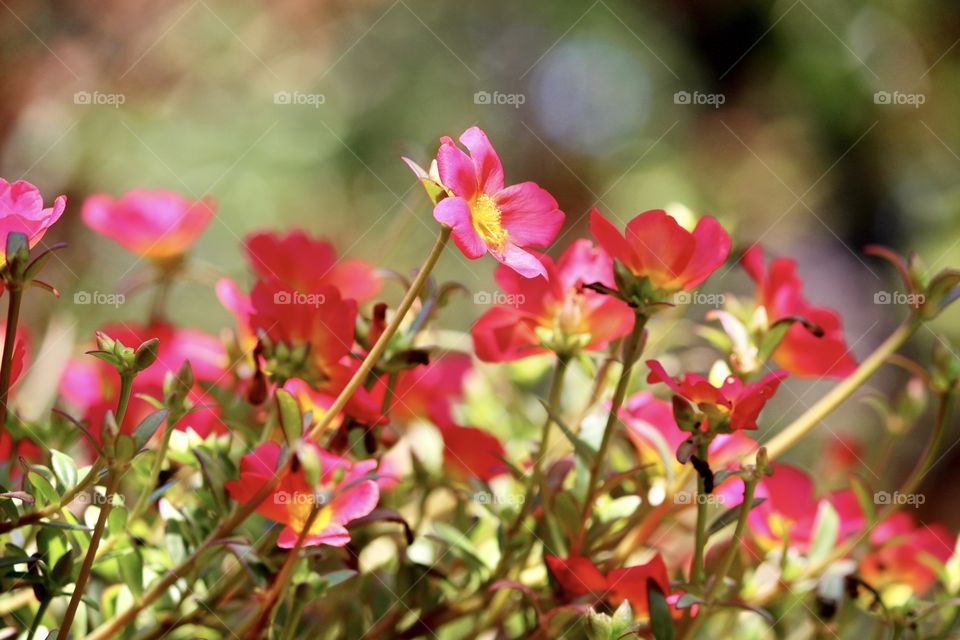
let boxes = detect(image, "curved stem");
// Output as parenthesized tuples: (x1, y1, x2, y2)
(306, 227, 450, 441)
(0, 285, 23, 429)
(575, 312, 647, 550)
(58, 468, 122, 640)
(762, 319, 918, 461)
(126, 411, 181, 525)
(84, 228, 450, 640)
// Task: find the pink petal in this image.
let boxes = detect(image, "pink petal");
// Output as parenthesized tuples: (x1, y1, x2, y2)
(330, 479, 379, 525)
(433, 197, 486, 259)
(436, 136, 478, 200)
(624, 210, 695, 289)
(496, 243, 549, 279)
(494, 182, 563, 248)
(460, 127, 504, 194)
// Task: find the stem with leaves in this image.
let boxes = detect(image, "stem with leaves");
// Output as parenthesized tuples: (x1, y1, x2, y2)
(576, 311, 647, 550)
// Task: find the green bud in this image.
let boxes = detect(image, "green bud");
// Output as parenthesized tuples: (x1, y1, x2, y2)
(134, 338, 160, 371)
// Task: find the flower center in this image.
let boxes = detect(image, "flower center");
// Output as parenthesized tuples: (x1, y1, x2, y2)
(471, 194, 508, 252)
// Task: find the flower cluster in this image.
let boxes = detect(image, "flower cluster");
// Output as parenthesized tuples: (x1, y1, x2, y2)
(1, 127, 958, 640)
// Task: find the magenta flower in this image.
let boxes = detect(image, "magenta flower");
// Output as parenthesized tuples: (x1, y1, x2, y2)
(429, 127, 564, 279)
(0, 178, 66, 255)
(82, 188, 215, 260)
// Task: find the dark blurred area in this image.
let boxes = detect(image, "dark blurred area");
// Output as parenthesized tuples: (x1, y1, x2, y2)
(2, 0, 959, 522)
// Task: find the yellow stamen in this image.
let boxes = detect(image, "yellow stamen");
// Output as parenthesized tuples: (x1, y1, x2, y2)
(471, 194, 508, 252)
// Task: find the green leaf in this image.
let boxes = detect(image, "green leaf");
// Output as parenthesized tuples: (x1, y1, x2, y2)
(116, 546, 143, 597)
(807, 500, 839, 565)
(648, 583, 676, 640)
(707, 498, 765, 539)
(539, 400, 595, 462)
(37, 520, 93, 531)
(108, 506, 128, 538)
(275, 389, 303, 445)
(132, 408, 170, 450)
(51, 450, 78, 490)
(29, 471, 61, 507)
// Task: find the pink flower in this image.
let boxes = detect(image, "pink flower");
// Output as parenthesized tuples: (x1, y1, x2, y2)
(717, 463, 864, 553)
(645, 360, 785, 432)
(590, 208, 730, 292)
(82, 188, 215, 260)
(741, 245, 857, 378)
(0, 178, 66, 256)
(429, 127, 564, 279)
(243, 230, 381, 302)
(471, 239, 634, 361)
(225, 441, 380, 548)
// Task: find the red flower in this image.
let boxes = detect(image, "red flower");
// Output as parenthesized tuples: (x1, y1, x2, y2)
(471, 239, 634, 362)
(243, 230, 381, 302)
(225, 441, 380, 548)
(545, 553, 671, 616)
(428, 127, 564, 279)
(0, 178, 66, 258)
(0, 431, 44, 479)
(860, 513, 954, 594)
(741, 245, 856, 378)
(590, 208, 730, 292)
(438, 424, 507, 482)
(645, 360, 785, 432)
(82, 188, 214, 260)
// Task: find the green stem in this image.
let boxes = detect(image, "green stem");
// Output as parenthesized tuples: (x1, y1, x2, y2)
(115, 374, 134, 428)
(762, 319, 918, 461)
(58, 468, 122, 640)
(690, 442, 710, 586)
(26, 597, 50, 640)
(682, 473, 759, 640)
(0, 285, 23, 429)
(85, 228, 450, 640)
(576, 312, 647, 549)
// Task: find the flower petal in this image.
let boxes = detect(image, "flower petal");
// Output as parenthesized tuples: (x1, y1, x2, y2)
(495, 182, 563, 248)
(433, 197, 486, 259)
(436, 136, 478, 200)
(459, 127, 504, 193)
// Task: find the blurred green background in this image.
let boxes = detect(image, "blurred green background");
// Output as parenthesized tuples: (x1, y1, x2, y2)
(2, 1, 959, 519)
